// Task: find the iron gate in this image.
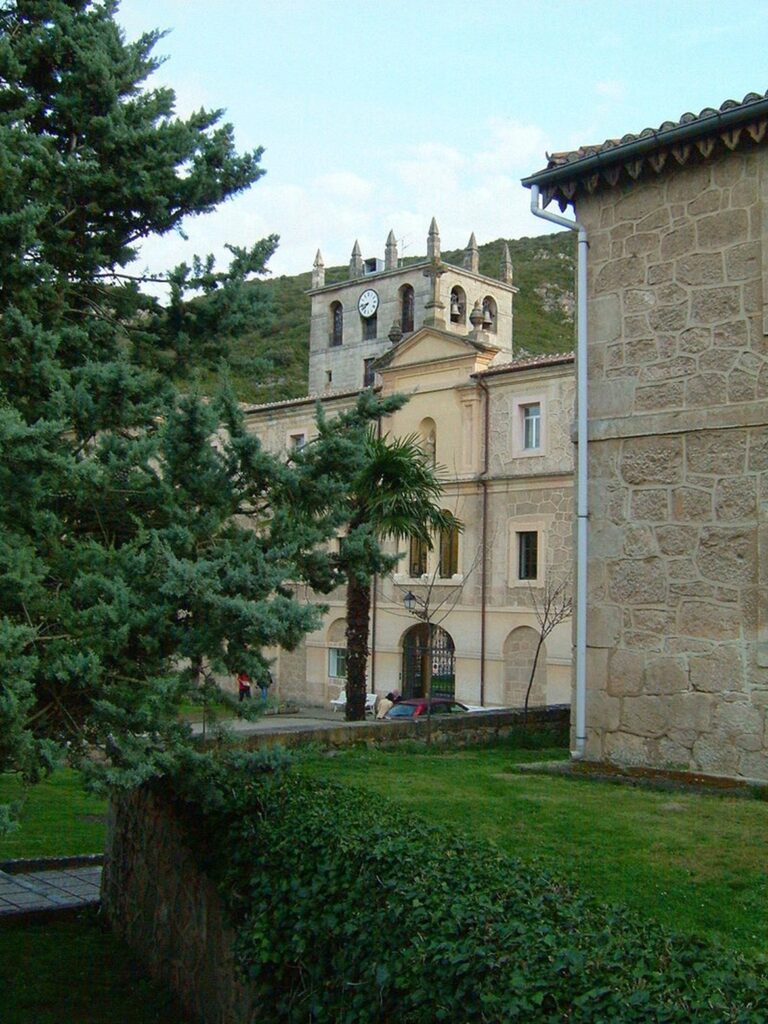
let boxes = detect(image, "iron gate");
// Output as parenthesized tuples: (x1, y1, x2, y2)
(401, 624, 455, 699)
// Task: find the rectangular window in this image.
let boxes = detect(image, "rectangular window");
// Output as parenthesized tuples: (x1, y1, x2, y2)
(363, 358, 375, 387)
(328, 647, 347, 678)
(523, 403, 541, 450)
(409, 536, 428, 577)
(362, 313, 377, 341)
(439, 523, 459, 578)
(517, 531, 538, 581)
(289, 432, 306, 451)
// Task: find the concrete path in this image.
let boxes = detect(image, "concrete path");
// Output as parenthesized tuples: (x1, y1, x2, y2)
(0, 865, 102, 918)
(190, 704, 373, 738)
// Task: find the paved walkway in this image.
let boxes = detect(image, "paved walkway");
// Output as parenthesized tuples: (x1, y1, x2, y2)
(0, 865, 102, 918)
(190, 704, 372, 738)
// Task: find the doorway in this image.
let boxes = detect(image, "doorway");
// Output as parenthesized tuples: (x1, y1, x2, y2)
(401, 624, 455, 699)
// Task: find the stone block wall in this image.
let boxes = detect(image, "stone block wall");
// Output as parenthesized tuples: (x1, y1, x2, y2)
(576, 146, 768, 780)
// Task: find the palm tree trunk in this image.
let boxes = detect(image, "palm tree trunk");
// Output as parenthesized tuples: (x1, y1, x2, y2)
(345, 574, 370, 721)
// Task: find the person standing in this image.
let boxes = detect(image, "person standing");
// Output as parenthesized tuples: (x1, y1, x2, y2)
(237, 671, 252, 702)
(260, 670, 273, 703)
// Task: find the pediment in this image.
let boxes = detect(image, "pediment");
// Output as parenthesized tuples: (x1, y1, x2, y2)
(379, 326, 496, 371)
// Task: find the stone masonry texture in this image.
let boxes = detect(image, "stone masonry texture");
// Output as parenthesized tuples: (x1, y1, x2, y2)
(576, 145, 768, 781)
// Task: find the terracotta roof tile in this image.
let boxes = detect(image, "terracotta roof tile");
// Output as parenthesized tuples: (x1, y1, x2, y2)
(523, 90, 768, 205)
(477, 352, 574, 378)
(545, 91, 768, 170)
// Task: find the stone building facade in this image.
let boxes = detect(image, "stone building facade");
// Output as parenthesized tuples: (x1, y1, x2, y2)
(524, 91, 768, 781)
(245, 222, 575, 710)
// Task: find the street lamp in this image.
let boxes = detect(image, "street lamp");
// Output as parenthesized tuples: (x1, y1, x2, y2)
(403, 590, 418, 614)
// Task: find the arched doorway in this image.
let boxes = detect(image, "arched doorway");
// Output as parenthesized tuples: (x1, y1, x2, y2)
(402, 624, 455, 699)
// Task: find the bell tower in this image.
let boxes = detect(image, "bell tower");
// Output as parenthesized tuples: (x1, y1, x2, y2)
(306, 221, 517, 394)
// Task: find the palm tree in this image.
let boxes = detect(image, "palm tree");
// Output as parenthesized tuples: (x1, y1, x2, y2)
(340, 430, 460, 721)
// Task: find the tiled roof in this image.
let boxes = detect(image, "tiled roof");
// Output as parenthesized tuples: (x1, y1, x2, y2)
(477, 351, 574, 378)
(523, 90, 768, 206)
(241, 387, 368, 414)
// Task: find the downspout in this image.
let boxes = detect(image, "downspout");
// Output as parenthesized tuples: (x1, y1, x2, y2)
(370, 415, 383, 695)
(477, 376, 490, 708)
(529, 184, 588, 759)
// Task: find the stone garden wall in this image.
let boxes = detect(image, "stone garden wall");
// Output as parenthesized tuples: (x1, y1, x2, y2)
(102, 784, 256, 1024)
(575, 145, 768, 780)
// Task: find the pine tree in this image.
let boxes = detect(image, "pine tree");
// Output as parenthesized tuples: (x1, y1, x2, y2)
(0, 1, 370, 804)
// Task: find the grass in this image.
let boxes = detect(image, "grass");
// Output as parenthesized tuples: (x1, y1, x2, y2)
(0, 774, 184, 1023)
(0, 909, 187, 1024)
(296, 743, 768, 957)
(3, 739, 767, 1018)
(0, 770, 107, 859)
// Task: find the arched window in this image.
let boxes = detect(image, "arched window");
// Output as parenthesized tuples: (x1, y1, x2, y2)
(482, 295, 497, 333)
(400, 284, 415, 334)
(409, 535, 428, 577)
(439, 513, 459, 578)
(450, 286, 466, 325)
(327, 618, 347, 679)
(330, 302, 343, 346)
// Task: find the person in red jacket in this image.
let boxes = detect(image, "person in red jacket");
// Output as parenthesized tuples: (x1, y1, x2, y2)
(237, 671, 252, 702)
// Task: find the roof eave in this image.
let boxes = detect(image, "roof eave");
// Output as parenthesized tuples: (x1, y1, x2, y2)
(522, 96, 768, 192)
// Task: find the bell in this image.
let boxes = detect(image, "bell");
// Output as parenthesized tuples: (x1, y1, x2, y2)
(450, 294, 460, 316)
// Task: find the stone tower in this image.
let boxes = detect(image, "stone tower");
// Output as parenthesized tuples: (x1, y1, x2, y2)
(306, 221, 517, 394)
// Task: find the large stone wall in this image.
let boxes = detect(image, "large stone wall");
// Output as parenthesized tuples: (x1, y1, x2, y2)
(576, 146, 768, 780)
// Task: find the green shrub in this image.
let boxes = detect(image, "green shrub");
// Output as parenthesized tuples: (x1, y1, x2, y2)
(201, 769, 767, 1023)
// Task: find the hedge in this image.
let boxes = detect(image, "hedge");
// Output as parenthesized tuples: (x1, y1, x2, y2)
(183, 758, 768, 1024)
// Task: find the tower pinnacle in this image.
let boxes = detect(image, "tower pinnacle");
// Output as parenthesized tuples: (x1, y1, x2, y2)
(349, 240, 363, 278)
(464, 232, 479, 274)
(385, 230, 398, 270)
(427, 217, 441, 260)
(312, 249, 325, 289)
(500, 242, 514, 284)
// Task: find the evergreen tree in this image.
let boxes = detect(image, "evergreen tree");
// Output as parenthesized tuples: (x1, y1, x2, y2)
(0, 0, 377, 807)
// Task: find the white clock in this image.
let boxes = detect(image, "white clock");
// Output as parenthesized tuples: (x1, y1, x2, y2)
(358, 288, 379, 318)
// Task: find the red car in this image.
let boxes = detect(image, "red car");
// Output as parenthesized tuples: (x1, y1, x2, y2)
(384, 697, 469, 719)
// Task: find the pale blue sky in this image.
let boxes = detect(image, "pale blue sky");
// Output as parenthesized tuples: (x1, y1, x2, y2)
(116, 0, 768, 284)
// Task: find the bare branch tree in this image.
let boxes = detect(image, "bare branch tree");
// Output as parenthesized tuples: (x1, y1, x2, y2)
(524, 571, 573, 726)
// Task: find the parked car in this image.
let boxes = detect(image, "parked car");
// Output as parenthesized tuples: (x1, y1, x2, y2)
(384, 697, 469, 719)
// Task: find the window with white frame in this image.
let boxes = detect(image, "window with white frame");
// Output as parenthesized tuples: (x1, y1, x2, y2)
(517, 530, 539, 581)
(512, 394, 546, 457)
(328, 647, 347, 678)
(522, 403, 541, 451)
(288, 432, 306, 451)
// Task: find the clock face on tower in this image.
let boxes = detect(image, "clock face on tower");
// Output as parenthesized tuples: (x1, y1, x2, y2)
(357, 288, 379, 318)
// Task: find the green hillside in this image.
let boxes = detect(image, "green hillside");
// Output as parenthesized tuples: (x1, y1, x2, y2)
(192, 231, 575, 404)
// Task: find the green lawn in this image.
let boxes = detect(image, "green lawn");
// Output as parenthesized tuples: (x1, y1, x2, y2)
(0, 910, 187, 1024)
(3, 743, 768, 980)
(296, 744, 768, 957)
(0, 770, 107, 859)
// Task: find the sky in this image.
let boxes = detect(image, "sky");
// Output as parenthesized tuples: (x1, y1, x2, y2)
(116, 0, 768, 289)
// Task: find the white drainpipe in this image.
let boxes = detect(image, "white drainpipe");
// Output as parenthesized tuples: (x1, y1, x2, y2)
(529, 184, 588, 759)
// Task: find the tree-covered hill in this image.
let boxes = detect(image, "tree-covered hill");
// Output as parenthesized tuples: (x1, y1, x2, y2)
(194, 231, 576, 405)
